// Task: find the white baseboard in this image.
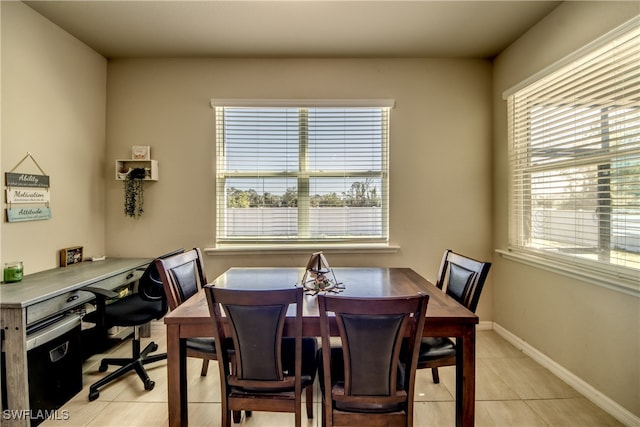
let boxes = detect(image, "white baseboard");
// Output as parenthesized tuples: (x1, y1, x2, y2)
(491, 323, 640, 427)
(477, 320, 493, 331)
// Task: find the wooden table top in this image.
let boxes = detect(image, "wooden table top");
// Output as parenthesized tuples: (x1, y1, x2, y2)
(164, 267, 478, 335)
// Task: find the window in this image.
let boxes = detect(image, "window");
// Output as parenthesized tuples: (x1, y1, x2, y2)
(505, 17, 640, 284)
(212, 99, 392, 245)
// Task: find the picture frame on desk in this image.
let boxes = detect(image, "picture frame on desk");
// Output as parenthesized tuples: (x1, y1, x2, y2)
(60, 246, 83, 267)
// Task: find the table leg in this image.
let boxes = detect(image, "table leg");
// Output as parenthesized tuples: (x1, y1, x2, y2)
(166, 324, 188, 426)
(456, 325, 476, 427)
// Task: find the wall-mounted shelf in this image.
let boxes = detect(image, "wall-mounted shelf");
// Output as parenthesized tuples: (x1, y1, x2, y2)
(115, 160, 158, 181)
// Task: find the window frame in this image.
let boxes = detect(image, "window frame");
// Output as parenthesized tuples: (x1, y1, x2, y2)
(502, 16, 640, 295)
(211, 99, 394, 247)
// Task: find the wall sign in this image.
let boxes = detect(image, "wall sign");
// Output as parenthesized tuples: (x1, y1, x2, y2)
(6, 188, 50, 204)
(4, 153, 51, 223)
(6, 207, 52, 222)
(5, 172, 50, 188)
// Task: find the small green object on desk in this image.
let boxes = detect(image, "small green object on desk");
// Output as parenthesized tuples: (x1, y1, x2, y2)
(3, 261, 23, 283)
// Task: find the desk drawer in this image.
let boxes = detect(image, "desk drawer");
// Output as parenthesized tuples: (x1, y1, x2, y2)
(84, 267, 145, 294)
(25, 267, 145, 327)
(26, 290, 94, 327)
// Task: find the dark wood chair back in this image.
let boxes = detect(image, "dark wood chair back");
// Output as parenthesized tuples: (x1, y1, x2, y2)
(436, 249, 491, 312)
(155, 248, 221, 378)
(155, 248, 207, 311)
(318, 293, 429, 427)
(205, 285, 307, 427)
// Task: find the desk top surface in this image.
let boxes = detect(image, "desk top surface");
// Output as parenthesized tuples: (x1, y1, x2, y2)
(0, 258, 150, 308)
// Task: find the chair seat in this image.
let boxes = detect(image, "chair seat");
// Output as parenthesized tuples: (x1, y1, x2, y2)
(417, 337, 456, 362)
(185, 337, 217, 354)
(186, 337, 238, 357)
(317, 347, 343, 392)
(332, 384, 407, 413)
(84, 293, 165, 328)
(282, 337, 318, 380)
(230, 374, 315, 394)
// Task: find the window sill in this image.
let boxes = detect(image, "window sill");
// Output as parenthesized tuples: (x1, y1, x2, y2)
(205, 243, 400, 256)
(495, 249, 640, 298)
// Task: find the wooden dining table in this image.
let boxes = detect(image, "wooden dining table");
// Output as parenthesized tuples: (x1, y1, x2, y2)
(164, 267, 478, 427)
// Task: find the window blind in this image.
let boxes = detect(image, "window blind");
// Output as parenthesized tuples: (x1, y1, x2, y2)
(213, 100, 391, 244)
(506, 17, 640, 282)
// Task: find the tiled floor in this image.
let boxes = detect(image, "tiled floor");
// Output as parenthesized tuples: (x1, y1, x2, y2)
(41, 321, 624, 427)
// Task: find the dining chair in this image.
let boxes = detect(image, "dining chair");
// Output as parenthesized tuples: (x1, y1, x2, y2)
(205, 285, 317, 427)
(417, 249, 491, 383)
(156, 248, 246, 423)
(155, 248, 215, 376)
(317, 293, 429, 427)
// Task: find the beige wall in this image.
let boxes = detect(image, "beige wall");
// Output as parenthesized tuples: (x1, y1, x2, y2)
(493, 1, 640, 417)
(104, 58, 495, 319)
(1, 1, 107, 273)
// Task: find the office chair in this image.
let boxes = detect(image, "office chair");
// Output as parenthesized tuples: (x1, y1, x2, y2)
(205, 285, 317, 427)
(417, 249, 491, 383)
(317, 293, 429, 427)
(83, 249, 184, 401)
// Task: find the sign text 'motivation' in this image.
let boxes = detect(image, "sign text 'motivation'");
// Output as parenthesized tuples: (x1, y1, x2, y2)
(5, 172, 50, 188)
(6, 188, 50, 204)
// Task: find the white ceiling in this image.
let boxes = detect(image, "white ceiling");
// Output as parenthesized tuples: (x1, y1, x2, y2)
(25, 0, 561, 59)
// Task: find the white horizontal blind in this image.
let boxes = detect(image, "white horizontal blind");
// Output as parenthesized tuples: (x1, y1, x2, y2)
(507, 19, 640, 281)
(214, 101, 390, 244)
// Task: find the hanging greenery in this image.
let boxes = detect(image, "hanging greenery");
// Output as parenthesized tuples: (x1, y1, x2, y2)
(124, 168, 146, 218)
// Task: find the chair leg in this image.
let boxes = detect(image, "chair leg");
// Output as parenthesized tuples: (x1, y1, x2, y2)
(131, 359, 155, 390)
(226, 355, 244, 423)
(89, 359, 137, 400)
(87, 328, 166, 401)
(221, 407, 232, 427)
(295, 405, 301, 427)
(305, 385, 314, 419)
(200, 359, 209, 376)
(88, 349, 165, 400)
(431, 367, 440, 384)
(139, 341, 166, 365)
(322, 398, 330, 427)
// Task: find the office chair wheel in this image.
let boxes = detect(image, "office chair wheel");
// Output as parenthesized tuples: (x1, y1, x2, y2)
(144, 379, 155, 391)
(88, 390, 99, 401)
(150, 343, 158, 352)
(98, 362, 108, 372)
